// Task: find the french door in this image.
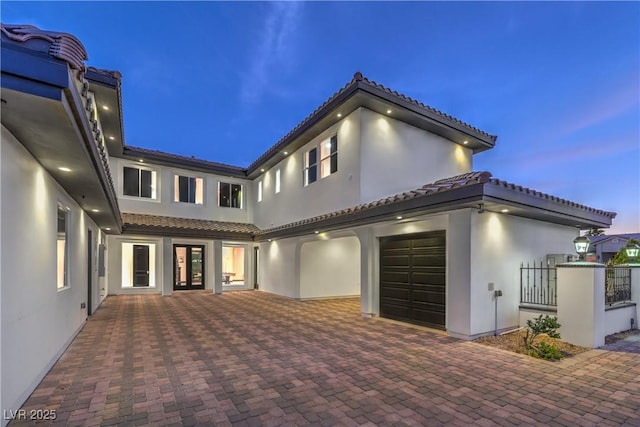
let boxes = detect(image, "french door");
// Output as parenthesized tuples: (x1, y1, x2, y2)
(174, 245, 205, 290)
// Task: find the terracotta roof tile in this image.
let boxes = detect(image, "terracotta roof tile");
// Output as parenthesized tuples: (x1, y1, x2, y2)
(123, 147, 245, 174)
(122, 213, 260, 235)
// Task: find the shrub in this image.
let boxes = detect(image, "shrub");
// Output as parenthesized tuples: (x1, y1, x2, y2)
(524, 315, 563, 360)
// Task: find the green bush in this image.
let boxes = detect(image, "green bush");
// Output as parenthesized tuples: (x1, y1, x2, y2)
(524, 315, 563, 360)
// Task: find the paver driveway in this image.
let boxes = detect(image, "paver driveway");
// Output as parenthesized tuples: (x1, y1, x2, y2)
(12, 291, 640, 426)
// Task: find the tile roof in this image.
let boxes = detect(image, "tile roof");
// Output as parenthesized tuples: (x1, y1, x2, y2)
(1, 24, 88, 71)
(248, 72, 497, 172)
(123, 146, 246, 175)
(122, 213, 260, 235)
(589, 233, 640, 245)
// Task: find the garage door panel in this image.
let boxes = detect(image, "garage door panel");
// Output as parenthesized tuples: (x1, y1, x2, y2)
(380, 231, 446, 330)
(382, 271, 410, 283)
(412, 271, 446, 286)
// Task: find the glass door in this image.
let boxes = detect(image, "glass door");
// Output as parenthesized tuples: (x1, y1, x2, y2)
(174, 245, 205, 290)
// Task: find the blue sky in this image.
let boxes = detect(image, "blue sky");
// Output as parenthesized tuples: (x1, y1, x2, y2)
(2, 1, 639, 233)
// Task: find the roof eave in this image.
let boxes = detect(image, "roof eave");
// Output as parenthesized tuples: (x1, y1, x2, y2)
(122, 224, 255, 241)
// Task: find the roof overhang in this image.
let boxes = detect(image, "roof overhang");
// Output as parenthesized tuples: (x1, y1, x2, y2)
(85, 67, 125, 157)
(1, 44, 122, 232)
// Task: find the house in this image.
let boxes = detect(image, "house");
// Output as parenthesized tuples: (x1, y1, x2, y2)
(0, 23, 616, 420)
(587, 233, 640, 263)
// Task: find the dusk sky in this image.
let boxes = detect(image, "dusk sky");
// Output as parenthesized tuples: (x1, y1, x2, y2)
(2, 1, 639, 233)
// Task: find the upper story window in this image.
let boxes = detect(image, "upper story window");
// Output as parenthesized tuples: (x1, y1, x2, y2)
(275, 169, 281, 193)
(174, 175, 203, 204)
(57, 204, 69, 289)
(258, 181, 263, 202)
(304, 135, 337, 186)
(123, 166, 157, 199)
(219, 182, 243, 209)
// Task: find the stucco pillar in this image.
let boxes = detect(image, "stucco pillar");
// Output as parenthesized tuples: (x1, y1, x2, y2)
(213, 240, 223, 295)
(557, 263, 606, 347)
(356, 227, 378, 317)
(161, 237, 172, 296)
(630, 266, 640, 328)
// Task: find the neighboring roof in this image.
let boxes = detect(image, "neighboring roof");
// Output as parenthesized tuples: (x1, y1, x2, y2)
(122, 146, 246, 177)
(589, 233, 640, 245)
(122, 213, 260, 240)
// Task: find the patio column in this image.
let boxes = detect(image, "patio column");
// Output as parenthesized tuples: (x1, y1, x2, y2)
(356, 227, 378, 317)
(631, 266, 640, 327)
(556, 263, 605, 347)
(161, 237, 172, 296)
(213, 240, 223, 295)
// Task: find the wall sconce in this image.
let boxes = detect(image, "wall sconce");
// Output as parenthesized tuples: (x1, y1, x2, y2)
(624, 242, 640, 263)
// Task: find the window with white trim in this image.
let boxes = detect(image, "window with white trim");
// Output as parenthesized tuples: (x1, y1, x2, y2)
(275, 169, 281, 193)
(123, 166, 157, 199)
(258, 180, 263, 202)
(219, 182, 243, 208)
(57, 204, 69, 289)
(304, 135, 337, 186)
(174, 175, 204, 204)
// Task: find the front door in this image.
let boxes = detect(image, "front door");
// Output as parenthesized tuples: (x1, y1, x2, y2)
(133, 244, 150, 287)
(174, 245, 205, 290)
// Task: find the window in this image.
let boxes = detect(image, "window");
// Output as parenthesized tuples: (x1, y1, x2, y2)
(304, 135, 337, 186)
(57, 204, 68, 289)
(275, 169, 281, 193)
(304, 148, 317, 186)
(174, 175, 203, 204)
(219, 182, 243, 208)
(320, 135, 338, 178)
(258, 181, 263, 202)
(123, 166, 156, 199)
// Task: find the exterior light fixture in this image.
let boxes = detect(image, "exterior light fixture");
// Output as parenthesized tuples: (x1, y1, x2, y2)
(396, 216, 403, 220)
(283, 151, 289, 155)
(314, 231, 319, 234)
(104, 228, 111, 231)
(386, 109, 392, 114)
(138, 159, 144, 163)
(108, 136, 115, 140)
(500, 209, 509, 213)
(58, 167, 72, 172)
(573, 235, 590, 261)
(102, 105, 109, 111)
(463, 140, 469, 145)
(91, 209, 100, 213)
(260, 168, 265, 172)
(337, 113, 342, 118)
(624, 242, 640, 263)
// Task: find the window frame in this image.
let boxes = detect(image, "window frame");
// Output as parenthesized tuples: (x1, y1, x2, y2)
(57, 203, 69, 291)
(303, 147, 318, 186)
(304, 135, 337, 186)
(275, 169, 281, 194)
(218, 181, 244, 209)
(173, 174, 204, 205)
(121, 164, 158, 200)
(258, 180, 263, 202)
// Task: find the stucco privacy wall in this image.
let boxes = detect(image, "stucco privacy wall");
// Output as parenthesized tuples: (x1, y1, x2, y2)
(469, 211, 577, 338)
(1, 125, 101, 416)
(110, 157, 252, 224)
(252, 109, 362, 229)
(359, 108, 473, 204)
(300, 236, 360, 299)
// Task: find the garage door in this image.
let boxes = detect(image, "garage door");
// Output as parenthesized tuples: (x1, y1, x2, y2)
(380, 231, 446, 330)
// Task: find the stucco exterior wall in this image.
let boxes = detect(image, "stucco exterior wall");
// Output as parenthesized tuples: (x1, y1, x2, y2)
(1, 125, 100, 416)
(469, 212, 577, 338)
(110, 157, 253, 223)
(252, 109, 362, 229)
(299, 236, 360, 299)
(258, 238, 300, 299)
(359, 108, 472, 204)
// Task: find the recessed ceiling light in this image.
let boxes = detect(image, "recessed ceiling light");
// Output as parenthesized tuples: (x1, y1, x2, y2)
(104, 228, 111, 231)
(102, 105, 109, 111)
(261, 168, 265, 172)
(283, 151, 289, 155)
(396, 216, 403, 220)
(58, 167, 72, 172)
(268, 239, 272, 242)
(138, 159, 144, 163)
(314, 231, 319, 234)
(501, 209, 509, 213)
(463, 140, 469, 145)
(91, 209, 100, 213)
(386, 109, 392, 114)
(108, 136, 115, 141)
(337, 113, 342, 118)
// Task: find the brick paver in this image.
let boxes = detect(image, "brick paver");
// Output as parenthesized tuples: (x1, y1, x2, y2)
(11, 291, 640, 426)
